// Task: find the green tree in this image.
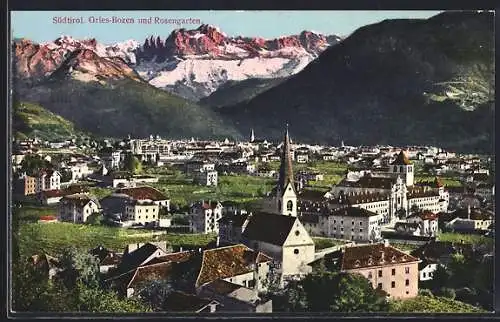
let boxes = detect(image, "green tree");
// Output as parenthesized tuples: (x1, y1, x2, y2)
(58, 247, 100, 288)
(86, 212, 103, 225)
(277, 271, 388, 312)
(20, 154, 52, 176)
(124, 153, 143, 174)
(75, 282, 151, 312)
(137, 280, 174, 311)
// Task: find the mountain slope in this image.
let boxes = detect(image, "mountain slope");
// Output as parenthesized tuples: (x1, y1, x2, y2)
(219, 11, 494, 152)
(13, 101, 82, 141)
(14, 44, 242, 140)
(199, 77, 288, 108)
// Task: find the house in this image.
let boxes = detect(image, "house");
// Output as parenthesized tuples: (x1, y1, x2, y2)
(445, 207, 493, 233)
(319, 207, 383, 242)
(117, 186, 170, 211)
(295, 153, 309, 164)
(394, 222, 422, 236)
(406, 211, 439, 237)
(195, 244, 272, 293)
(418, 258, 439, 282)
(65, 162, 92, 182)
(218, 214, 250, 246)
(125, 200, 160, 226)
(90, 246, 123, 274)
(194, 170, 218, 186)
(37, 185, 90, 205)
(310, 242, 420, 299)
(21, 175, 36, 196)
(198, 279, 273, 312)
(241, 212, 315, 283)
(57, 194, 101, 224)
(185, 160, 215, 174)
(475, 182, 495, 201)
(190, 200, 224, 234)
(35, 169, 61, 193)
(163, 291, 221, 313)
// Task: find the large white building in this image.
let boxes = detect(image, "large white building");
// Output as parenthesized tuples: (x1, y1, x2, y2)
(35, 169, 61, 193)
(190, 201, 224, 234)
(58, 194, 101, 224)
(319, 207, 383, 242)
(330, 151, 448, 224)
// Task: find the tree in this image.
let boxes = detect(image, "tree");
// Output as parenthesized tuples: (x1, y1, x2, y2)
(276, 271, 389, 312)
(86, 212, 104, 225)
(137, 280, 174, 311)
(20, 154, 51, 176)
(124, 153, 143, 174)
(58, 247, 100, 288)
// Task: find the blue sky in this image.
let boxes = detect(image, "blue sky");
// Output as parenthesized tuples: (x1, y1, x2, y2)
(11, 11, 442, 44)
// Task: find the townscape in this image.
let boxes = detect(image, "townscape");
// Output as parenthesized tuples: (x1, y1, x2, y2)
(12, 128, 495, 313)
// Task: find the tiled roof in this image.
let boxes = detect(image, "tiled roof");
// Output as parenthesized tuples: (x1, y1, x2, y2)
(144, 251, 194, 266)
(298, 190, 327, 202)
(391, 151, 411, 165)
(341, 243, 419, 270)
(242, 212, 296, 246)
(299, 213, 320, 224)
(408, 210, 438, 221)
(218, 214, 249, 227)
(338, 176, 395, 190)
(203, 279, 242, 295)
(127, 261, 174, 289)
(330, 207, 381, 218)
(164, 291, 217, 312)
(453, 208, 493, 221)
(331, 192, 389, 206)
(395, 222, 420, 230)
(407, 189, 440, 199)
(117, 243, 165, 275)
(117, 186, 168, 201)
(195, 244, 271, 287)
(60, 194, 100, 208)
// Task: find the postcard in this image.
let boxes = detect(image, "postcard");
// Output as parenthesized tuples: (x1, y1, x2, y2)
(9, 10, 495, 315)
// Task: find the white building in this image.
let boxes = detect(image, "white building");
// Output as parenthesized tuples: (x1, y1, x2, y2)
(125, 200, 160, 225)
(406, 211, 439, 237)
(58, 194, 101, 224)
(35, 169, 61, 193)
(194, 170, 218, 186)
(190, 200, 224, 234)
(319, 207, 383, 242)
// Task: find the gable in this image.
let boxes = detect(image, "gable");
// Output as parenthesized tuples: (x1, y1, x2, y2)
(282, 181, 297, 199)
(283, 218, 314, 247)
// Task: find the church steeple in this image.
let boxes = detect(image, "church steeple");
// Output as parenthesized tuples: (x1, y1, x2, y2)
(250, 129, 255, 142)
(278, 124, 294, 194)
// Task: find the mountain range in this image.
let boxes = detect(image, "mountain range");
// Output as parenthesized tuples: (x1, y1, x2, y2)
(12, 11, 495, 152)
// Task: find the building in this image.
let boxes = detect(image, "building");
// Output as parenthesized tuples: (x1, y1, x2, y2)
(195, 244, 273, 293)
(117, 186, 170, 211)
(194, 170, 218, 187)
(22, 175, 36, 196)
(125, 200, 160, 226)
(319, 207, 383, 242)
(260, 126, 298, 217)
(58, 194, 101, 223)
(190, 200, 224, 234)
(185, 161, 216, 175)
(241, 212, 315, 283)
(311, 242, 420, 299)
(35, 169, 61, 193)
(406, 211, 439, 237)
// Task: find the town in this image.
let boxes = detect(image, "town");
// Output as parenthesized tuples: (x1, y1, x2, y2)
(12, 128, 494, 313)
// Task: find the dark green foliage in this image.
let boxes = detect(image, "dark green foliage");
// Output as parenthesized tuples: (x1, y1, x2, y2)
(58, 247, 100, 288)
(20, 154, 52, 176)
(137, 280, 174, 311)
(272, 271, 389, 312)
(86, 212, 104, 226)
(123, 153, 143, 175)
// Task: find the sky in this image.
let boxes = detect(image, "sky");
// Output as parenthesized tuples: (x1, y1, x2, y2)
(11, 10, 443, 44)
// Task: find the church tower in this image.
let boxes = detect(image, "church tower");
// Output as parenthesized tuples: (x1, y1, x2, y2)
(276, 125, 297, 217)
(250, 129, 255, 143)
(390, 150, 414, 187)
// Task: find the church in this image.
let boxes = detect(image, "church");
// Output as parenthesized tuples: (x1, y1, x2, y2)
(218, 126, 315, 284)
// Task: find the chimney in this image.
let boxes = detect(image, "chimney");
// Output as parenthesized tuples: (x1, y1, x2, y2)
(379, 250, 385, 263)
(216, 236, 220, 247)
(467, 205, 471, 220)
(384, 239, 389, 247)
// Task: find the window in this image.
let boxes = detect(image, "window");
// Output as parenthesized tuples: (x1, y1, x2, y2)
(368, 272, 372, 279)
(360, 221, 363, 226)
(360, 229, 363, 233)
(405, 267, 410, 274)
(146, 209, 149, 212)
(153, 209, 156, 212)
(295, 230, 300, 236)
(405, 279, 409, 286)
(423, 272, 427, 278)
(391, 281, 396, 288)
(377, 283, 382, 289)
(294, 249, 299, 255)
(378, 270, 382, 277)
(392, 268, 396, 276)
(352, 221, 354, 225)
(248, 280, 255, 288)
(287, 200, 293, 211)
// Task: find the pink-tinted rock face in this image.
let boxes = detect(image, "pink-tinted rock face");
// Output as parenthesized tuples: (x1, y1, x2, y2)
(137, 24, 339, 61)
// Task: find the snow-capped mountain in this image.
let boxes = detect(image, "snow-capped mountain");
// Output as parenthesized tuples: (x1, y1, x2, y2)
(13, 24, 341, 99)
(134, 24, 342, 99)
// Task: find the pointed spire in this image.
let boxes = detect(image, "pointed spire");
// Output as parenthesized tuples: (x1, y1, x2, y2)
(278, 124, 294, 194)
(250, 128, 255, 142)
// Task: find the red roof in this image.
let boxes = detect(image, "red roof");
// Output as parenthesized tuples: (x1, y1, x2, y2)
(117, 186, 168, 201)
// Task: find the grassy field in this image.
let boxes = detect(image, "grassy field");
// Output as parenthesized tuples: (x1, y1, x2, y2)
(148, 167, 275, 208)
(438, 232, 493, 248)
(313, 237, 348, 250)
(389, 295, 487, 313)
(16, 221, 216, 258)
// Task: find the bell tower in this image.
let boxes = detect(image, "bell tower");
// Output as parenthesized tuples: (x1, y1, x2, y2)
(390, 150, 414, 187)
(276, 125, 297, 217)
